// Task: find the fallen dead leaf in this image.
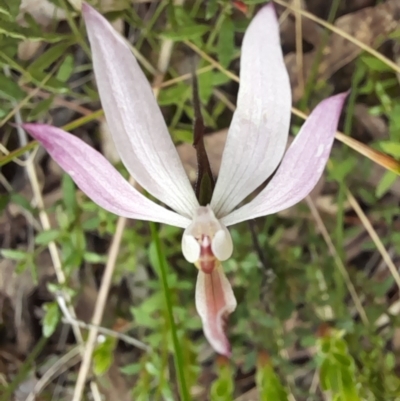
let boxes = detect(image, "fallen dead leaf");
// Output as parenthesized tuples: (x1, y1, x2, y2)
(285, 0, 400, 101)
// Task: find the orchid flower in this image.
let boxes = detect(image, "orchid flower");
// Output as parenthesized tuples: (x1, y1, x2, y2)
(23, 3, 347, 356)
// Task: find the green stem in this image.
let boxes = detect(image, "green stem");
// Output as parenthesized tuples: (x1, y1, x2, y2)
(343, 61, 364, 136)
(149, 222, 190, 401)
(335, 61, 364, 251)
(62, 109, 104, 131)
(59, 0, 91, 57)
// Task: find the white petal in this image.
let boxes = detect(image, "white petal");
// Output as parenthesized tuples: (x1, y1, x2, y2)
(82, 4, 198, 218)
(211, 4, 291, 217)
(195, 265, 237, 356)
(221, 92, 348, 226)
(211, 228, 233, 261)
(24, 123, 191, 228)
(182, 234, 201, 263)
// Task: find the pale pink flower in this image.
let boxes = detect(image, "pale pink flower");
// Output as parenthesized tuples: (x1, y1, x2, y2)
(24, 3, 347, 356)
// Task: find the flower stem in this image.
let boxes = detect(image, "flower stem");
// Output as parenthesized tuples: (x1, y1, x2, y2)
(149, 222, 191, 401)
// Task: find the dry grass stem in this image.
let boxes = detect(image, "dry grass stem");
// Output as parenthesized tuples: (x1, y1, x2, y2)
(71, 213, 128, 401)
(26, 347, 81, 401)
(305, 196, 369, 325)
(6, 82, 102, 401)
(346, 190, 400, 291)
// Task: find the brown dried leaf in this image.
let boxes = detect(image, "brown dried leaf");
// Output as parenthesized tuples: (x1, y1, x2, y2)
(286, 0, 400, 101)
(324, 0, 400, 76)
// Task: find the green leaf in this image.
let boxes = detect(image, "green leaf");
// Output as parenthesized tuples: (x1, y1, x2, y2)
(10, 193, 33, 212)
(0, 194, 9, 212)
(27, 42, 72, 75)
(333, 352, 352, 367)
(388, 104, 400, 140)
(326, 363, 342, 393)
(120, 363, 142, 375)
(62, 174, 77, 214)
(329, 158, 357, 182)
(198, 70, 213, 104)
(81, 216, 101, 231)
(376, 170, 398, 198)
(206, 0, 218, 19)
(212, 100, 227, 120)
(217, 17, 235, 68)
(57, 54, 74, 82)
(158, 84, 189, 106)
(83, 252, 107, 263)
(42, 302, 61, 338)
(212, 71, 231, 86)
(0, 7, 9, 16)
(145, 361, 159, 376)
(63, 251, 83, 275)
(130, 294, 163, 328)
(374, 82, 392, 114)
(1, 249, 28, 261)
(211, 363, 234, 401)
(93, 337, 116, 376)
(234, 19, 249, 33)
(211, 379, 233, 401)
(69, 226, 86, 255)
(28, 96, 55, 120)
(0, 20, 65, 42)
(162, 24, 209, 41)
(358, 78, 374, 95)
(171, 128, 193, 143)
(319, 358, 331, 391)
(35, 229, 60, 245)
(0, 40, 19, 60)
(379, 141, 400, 158)
(361, 55, 392, 72)
(320, 338, 331, 354)
(29, 70, 69, 93)
(0, 0, 21, 18)
(0, 73, 26, 101)
(256, 362, 288, 401)
(389, 28, 400, 39)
